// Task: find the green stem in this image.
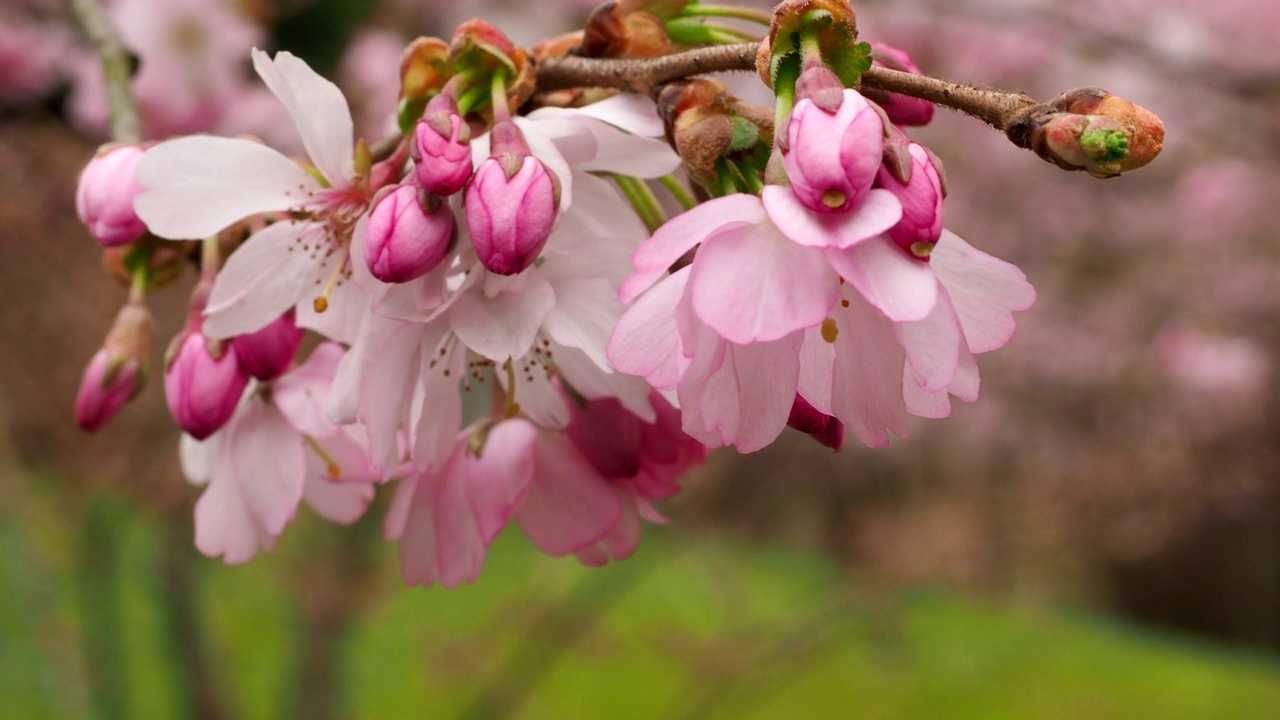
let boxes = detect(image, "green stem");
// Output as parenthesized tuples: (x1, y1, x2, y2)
(490, 71, 510, 122)
(659, 175, 698, 211)
(704, 24, 758, 43)
(613, 175, 667, 233)
(128, 262, 150, 304)
(69, 0, 140, 144)
(199, 236, 220, 284)
(682, 4, 772, 25)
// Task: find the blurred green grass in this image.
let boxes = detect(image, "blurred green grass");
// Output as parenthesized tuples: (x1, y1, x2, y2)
(3, 471, 1280, 720)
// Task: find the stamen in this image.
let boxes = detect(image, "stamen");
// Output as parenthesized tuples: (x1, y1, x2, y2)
(821, 318, 839, 343)
(503, 360, 521, 419)
(313, 247, 350, 313)
(304, 436, 342, 478)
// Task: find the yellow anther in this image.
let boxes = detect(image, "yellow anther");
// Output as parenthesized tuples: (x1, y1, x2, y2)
(910, 241, 935, 258)
(821, 189, 847, 209)
(821, 318, 839, 343)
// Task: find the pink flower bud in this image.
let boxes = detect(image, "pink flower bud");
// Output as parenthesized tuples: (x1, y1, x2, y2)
(875, 142, 944, 258)
(464, 121, 560, 275)
(566, 396, 644, 479)
(866, 43, 936, 127)
(787, 395, 844, 450)
(232, 309, 303, 381)
(75, 301, 153, 432)
(164, 331, 249, 440)
(412, 93, 473, 196)
(783, 89, 885, 214)
(75, 144, 148, 247)
(365, 184, 456, 283)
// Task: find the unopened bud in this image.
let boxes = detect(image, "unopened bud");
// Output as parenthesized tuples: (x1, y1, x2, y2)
(412, 93, 473, 196)
(76, 144, 148, 247)
(164, 331, 249, 440)
(365, 183, 456, 283)
(566, 396, 643, 479)
(863, 43, 935, 126)
(464, 134, 560, 275)
(232, 309, 303, 381)
(582, 3, 673, 59)
(1051, 88, 1164, 174)
(783, 88, 884, 213)
(875, 142, 943, 257)
(75, 301, 153, 432)
(787, 394, 844, 450)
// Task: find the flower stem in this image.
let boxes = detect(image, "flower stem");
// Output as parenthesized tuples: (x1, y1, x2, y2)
(613, 175, 667, 234)
(682, 5, 772, 25)
(659, 175, 698, 211)
(69, 0, 141, 144)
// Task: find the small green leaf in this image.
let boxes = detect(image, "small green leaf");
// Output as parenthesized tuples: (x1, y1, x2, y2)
(728, 116, 760, 152)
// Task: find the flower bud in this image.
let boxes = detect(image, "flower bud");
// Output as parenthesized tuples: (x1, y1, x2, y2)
(232, 309, 303, 381)
(875, 142, 943, 258)
(863, 43, 935, 127)
(412, 93, 473, 196)
(75, 301, 153, 432)
(366, 184, 456, 283)
(783, 88, 884, 213)
(75, 144, 148, 247)
(787, 395, 844, 450)
(566, 396, 644, 479)
(164, 331, 249, 440)
(464, 121, 560, 275)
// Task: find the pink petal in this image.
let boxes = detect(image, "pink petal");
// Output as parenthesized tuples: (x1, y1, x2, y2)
(466, 419, 539, 544)
(826, 236, 938, 323)
(690, 222, 837, 343)
(575, 495, 642, 566)
(609, 268, 691, 390)
(762, 186, 902, 250)
(620, 194, 766, 303)
(516, 434, 622, 555)
(399, 459, 486, 588)
(193, 469, 278, 565)
(135, 135, 316, 239)
(931, 230, 1037, 353)
(302, 472, 374, 525)
(829, 295, 910, 446)
(679, 328, 802, 452)
(894, 289, 962, 393)
(203, 221, 321, 339)
(798, 330, 836, 415)
(226, 400, 306, 536)
(251, 49, 354, 185)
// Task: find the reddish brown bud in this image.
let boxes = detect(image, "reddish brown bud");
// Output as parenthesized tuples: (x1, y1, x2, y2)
(582, 3, 673, 59)
(1052, 88, 1164, 173)
(399, 37, 451, 100)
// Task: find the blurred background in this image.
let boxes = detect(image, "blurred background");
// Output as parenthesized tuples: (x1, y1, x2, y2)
(3, 0, 1280, 717)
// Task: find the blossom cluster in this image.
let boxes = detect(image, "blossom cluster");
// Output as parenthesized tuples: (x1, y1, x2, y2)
(70, 3, 1043, 587)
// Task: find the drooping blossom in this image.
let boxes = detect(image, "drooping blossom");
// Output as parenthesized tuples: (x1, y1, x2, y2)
(182, 343, 381, 564)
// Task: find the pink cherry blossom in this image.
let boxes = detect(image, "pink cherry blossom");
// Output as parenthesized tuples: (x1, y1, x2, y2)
(135, 49, 373, 340)
(185, 343, 379, 564)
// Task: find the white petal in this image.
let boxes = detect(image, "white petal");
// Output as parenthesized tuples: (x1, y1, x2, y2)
(448, 271, 556, 362)
(203, 221, 320, 339)
(931, 230, 1037, 353)
(251, 49, 354, 184)
(135, 136, 315, 238)
(529, 93, 665, 137)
